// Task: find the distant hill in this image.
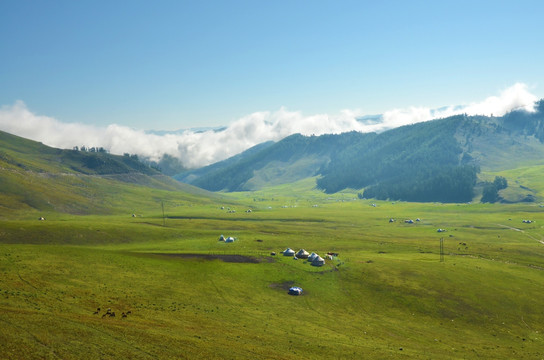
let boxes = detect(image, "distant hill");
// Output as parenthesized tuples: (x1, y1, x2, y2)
(176, 100, 544, 203)
(0, 131, 218, 216)
(175, 133, 366, 191)
(0, 131, 161, 176)
(175, 141, 275, 186)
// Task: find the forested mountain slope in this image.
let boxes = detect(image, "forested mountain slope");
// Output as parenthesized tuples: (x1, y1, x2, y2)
(176, 100, 544, 203)
(176, 133, 368, 191)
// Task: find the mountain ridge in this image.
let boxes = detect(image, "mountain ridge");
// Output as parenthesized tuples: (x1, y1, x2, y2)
(0, 130, 219, 216)
(175, 100, 544, 203)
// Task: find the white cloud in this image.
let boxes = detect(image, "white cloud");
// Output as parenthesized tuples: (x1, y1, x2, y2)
(0, 83, 539, 169)
(363, 83, 538, 133)
(462, 83, 537, 116)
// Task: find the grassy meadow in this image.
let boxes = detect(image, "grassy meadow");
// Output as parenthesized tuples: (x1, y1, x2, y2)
(1, 180, 544, 359)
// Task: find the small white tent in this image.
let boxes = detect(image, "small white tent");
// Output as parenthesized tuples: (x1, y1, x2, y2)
(225, 236, 235, 243)
(308, 252, 318, 262)
(311, 256, 325, 267)
(282, 248, 295, 256)
(295, 249, 309, 259)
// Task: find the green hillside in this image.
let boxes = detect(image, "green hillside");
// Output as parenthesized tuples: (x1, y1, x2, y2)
(0, 131, 224, 217)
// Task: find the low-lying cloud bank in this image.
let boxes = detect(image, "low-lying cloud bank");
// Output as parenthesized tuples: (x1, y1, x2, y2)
(0, 83, 538, 168)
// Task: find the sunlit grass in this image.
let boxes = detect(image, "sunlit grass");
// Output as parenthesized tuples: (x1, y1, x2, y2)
(2, 191, 544, 358)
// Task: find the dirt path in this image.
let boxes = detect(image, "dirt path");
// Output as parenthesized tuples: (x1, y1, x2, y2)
(496, 223, 544, 244)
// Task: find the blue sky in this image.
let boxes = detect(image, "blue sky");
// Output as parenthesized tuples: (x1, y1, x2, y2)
(1, 0, 544, 131)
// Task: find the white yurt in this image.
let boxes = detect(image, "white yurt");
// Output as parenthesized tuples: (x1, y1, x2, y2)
(282, 248, 295, 256)
(295, 249, 309, 259)
(311, 256, 325, 267)
(308, 252, 318, 262)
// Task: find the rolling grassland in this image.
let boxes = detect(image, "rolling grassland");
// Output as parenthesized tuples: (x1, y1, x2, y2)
(1, 186, 544, 359)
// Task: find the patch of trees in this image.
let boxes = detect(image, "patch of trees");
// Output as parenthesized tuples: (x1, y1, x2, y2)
(69, 146, 176, 175)
(362, 165, 478, 203)
(317, 116, 480, 202)
(119, 153, 159, 174)
(481, 176, 508, 203)
(62, 149, 158, 175)
(144, 154, 186, 176)
(73, 146, 108, 153)
(500, 100, 544, 141)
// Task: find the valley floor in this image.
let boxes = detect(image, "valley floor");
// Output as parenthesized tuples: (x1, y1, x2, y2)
(1, 199, 544, 359)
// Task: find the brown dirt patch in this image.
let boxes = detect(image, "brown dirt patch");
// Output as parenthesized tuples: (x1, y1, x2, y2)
(269, 281, 296, 290)
(152, 253, 270, 263)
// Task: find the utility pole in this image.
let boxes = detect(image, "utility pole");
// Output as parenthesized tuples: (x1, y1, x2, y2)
(161, 201, 166, 226)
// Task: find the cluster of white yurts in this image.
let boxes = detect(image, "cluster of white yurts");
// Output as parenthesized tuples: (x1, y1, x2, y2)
(281, 248, 325, 266)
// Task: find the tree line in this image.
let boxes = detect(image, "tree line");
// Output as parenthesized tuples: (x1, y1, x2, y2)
(72, 145, 108, 153)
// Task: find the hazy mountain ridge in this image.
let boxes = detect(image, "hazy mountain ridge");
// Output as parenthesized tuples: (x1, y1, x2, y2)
(176, 100, 544, 202)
